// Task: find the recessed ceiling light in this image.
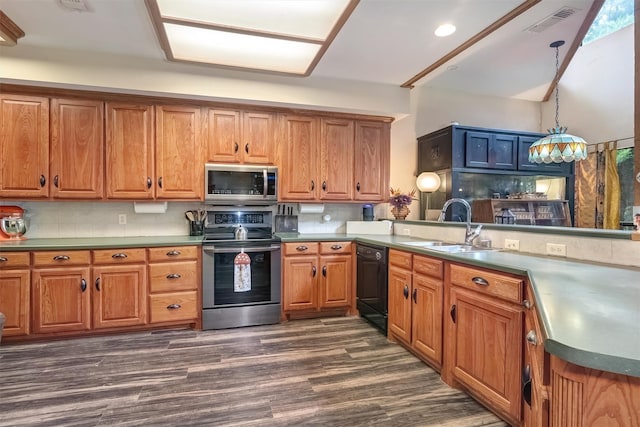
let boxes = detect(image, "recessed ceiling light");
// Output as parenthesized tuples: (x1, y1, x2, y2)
(435, 23, 456, 37)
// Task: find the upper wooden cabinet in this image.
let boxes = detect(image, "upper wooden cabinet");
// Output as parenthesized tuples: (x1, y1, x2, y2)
(320, 118, 354, 200)
(50, 98, 104, 198)
(354, 120, 389, 202)
(205, 109, 275, 164)
(155, 105, 203, 199)
(280, 115, 319, 200)
(0, 94, 49, 198)
(105, 102, 155, 199)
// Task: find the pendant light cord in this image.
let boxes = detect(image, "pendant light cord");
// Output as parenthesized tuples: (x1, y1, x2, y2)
(554, 44, 560, 129)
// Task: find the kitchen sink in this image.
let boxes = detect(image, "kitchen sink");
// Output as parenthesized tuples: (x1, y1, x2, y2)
(402, 241, 447, 247)
(402, 241, 499, 253)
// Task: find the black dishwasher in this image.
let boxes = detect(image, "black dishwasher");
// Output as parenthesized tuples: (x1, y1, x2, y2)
(356, 243, 388, 334)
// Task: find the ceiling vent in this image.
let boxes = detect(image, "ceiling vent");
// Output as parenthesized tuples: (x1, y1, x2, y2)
(525, 6, 579, 33)
(57, 0, 91, 12)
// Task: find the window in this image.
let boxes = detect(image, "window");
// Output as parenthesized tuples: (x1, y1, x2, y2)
(617, 147, 635, 224)
(583, 0, 634, 45)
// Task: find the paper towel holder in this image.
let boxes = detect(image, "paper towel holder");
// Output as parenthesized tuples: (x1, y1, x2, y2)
(298, 203, 324, 214)
(134, 201, 168, 214)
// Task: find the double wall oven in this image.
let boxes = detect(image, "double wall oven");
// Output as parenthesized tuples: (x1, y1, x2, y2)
(202, 208, 281, 330)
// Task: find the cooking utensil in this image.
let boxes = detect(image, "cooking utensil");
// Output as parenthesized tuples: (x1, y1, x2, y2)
(1, 216, 27, 239)
(185, 211, 195, 221)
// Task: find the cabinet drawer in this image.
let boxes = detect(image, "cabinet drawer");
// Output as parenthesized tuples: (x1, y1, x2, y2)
(148, 246, 198, 262)
(149, 261, 198, 293)
(149, 291, 198, 323)
(93, 248, 146, 264)
(283, 242, 319, 256)
(450, 264, 523, 304)
(33, 250, 91, 266)
(319, 241, 351, 255)
(0, 252, 30, 268)
(413, 255, 443, 279)
(389, 249, 412, 270)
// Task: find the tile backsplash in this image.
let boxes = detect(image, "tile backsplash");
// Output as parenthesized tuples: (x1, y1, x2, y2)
(10, 201, 375, 239)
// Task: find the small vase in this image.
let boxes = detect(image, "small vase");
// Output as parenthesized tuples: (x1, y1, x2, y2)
(391, 206, 410, 220)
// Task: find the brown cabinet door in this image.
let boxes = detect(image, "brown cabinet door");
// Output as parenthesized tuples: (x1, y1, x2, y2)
(32, 267, 91, 333)
(412, 273, 443, 369)
(354, 120, 389, 201)
(105, 102, 155, 199)
(155, 105, 203, 199)
(449, 286, 523, 425)
(283, 255, 318, 310)
(319, 254, 351, 308)
(280, 115, 318, 200)
(50, 98, 104, 199)
(206, 109, 242, 163)
(388, 265, 412, 343)
(243, 112, 275, 164)
(320, 118, 354, 200)
(92, 264, 147, 329)
(0, 94, 49, 198)
(0, 269, 30, 336)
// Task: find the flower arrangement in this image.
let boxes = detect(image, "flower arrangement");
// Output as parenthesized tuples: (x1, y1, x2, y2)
(389, 187, 417, 208)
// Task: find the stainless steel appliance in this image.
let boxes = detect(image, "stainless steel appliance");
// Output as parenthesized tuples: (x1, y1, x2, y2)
(202, 207, 281, 329)
(205, 164, 277, 205)
(356, 243, 388, 334)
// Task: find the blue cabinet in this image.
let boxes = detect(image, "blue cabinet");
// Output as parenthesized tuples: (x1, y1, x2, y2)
(465, 131, 517, 170)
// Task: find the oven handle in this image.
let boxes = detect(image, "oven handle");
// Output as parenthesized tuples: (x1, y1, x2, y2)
(203, 245, 281, 254)
(263, 169, 268, 198)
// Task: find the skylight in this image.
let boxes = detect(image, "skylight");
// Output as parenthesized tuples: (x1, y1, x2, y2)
(145, 0, 359, 76)
(583, 0, 634, 45)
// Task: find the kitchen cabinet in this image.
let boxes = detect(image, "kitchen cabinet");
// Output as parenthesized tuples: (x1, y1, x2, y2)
(472, 199, 572, 227)
(32, 250, 92, 334)
(443, 263, 524, 426)
(388, 250, 444, 370)
(320, 118, 354, 200)
(353, 120, 389, 202)
(517, 135, 572, 174)
(147, 246, 199, 324)
(0, 94, 49, 198)
(0, 252, 30, 336)
(282, 242, 353, 315)
(50, 98, 104, 199)
(105, 102, 155, 199)
(92, 248, 147, 329)
(279, 115, 318, 201)
(465, 131, 517, 170)
(205, 109, 276, 164)
(155, 105, 203, 200)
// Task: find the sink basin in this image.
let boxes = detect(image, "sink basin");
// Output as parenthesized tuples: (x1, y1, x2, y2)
(402, 241, 447, 247)
(403, 241, 498, 253)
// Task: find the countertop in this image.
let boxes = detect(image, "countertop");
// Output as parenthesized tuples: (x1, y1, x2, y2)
(4, 233, 639, 377)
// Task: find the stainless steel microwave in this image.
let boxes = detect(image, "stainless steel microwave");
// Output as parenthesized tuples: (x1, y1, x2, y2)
(204, 164, 278, 205)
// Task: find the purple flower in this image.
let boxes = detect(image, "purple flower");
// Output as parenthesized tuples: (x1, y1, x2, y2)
(389, 187, 416, 208)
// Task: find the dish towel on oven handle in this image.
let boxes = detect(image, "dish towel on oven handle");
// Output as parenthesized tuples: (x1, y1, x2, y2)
(234, 251, 251, 292)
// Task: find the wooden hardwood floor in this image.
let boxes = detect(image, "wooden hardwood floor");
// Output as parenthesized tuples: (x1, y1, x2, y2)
(0, 317, 507, 426)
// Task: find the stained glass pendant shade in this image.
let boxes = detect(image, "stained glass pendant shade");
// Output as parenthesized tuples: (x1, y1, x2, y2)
(529, 40, 587, 164)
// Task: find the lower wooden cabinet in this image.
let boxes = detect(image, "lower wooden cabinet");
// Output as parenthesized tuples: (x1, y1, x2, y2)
(282, 241, 353, 316)
(444, 263, 524, 426)
(388, 250, 444, 370)
(0, 252, 31, 336)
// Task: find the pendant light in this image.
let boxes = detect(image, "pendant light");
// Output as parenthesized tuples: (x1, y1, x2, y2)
(529, 40, 587, 164)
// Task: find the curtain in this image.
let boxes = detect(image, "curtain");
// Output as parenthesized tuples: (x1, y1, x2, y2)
(574, 142, 620, 229)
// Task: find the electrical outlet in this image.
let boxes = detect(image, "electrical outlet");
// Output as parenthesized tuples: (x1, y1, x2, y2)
(402, 228, 410, 235)
(504, 239, 520, 251)
(546, 243, 566, 257)
(118, 214, 127, 225)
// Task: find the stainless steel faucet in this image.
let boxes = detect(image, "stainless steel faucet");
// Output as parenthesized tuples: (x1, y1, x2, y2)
(438, 198, 483, 245)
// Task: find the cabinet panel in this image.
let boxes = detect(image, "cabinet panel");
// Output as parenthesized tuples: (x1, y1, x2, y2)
(105, 102, 155, 199)
(155, 105, 203, 199)
(243, 112, 275, 164)
(206, 109, 242, 163)
(282, 255, 317, 310)
(412, 273, 443, 368)
(0, 94, 49, 198)
(92, 264, 147, 328)
(33, 250, 91, 267)
(0, 251, 30, 268)
(517, 136, 571, 173)
(149, 261, 198, 293)
(465, 131, 516, 170)
(92, 248, 146, 264)
(280, 115, 318, 200)
(147, 245, 198, 262)
(354, 121, 389, 201)
(450, 264, 523, 304)
(0, 269, 30, 336)
(32, 267, 91, 333)
(320, 118, 353, 200)
(149, 291, 197, 323)
(320, 254, 351, 308)
(50, 98, 104, 198)
(388, 265, 412, 343)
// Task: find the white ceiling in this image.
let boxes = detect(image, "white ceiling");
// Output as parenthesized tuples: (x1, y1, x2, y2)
(0, 0, 597, 101)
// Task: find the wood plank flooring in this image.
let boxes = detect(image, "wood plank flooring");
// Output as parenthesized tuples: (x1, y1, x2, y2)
(0, 317, 508, 426)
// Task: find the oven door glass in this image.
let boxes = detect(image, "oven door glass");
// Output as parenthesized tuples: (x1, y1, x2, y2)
(211, 245, 280, 306)
(206, 168, 276, 198)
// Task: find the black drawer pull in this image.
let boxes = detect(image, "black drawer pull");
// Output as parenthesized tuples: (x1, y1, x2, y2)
(471, 276, 489, 286)
(412, 288, 417, 303)
(167, 304, 181, 310)
(146, 177, 152, 189)
(330, 245, 342, 250)
(403, 284, 409, 299)
(53, 175, 59, 188)
(166, 273, 181, 279)
(80, 278, 87, 292)
(356, 182, 361, 192)
(450, 304, 456, 323)
(296, 246, 308, 252)
(522, 365, 532, 406)
(53, 255, 70, 261)
(245, 143, 249, 154)
(234, 142, 239, 153)
(310, 180, 315, 191)
(322, 181, 326, 191)
(95, 277, 101, 291)
(112, 253, 127, 259)
(166, 250, 181, 256)
(0, 257, 7, 262)
(312, 266, 317, 277)
(40, 174, 46, 187)
(158, 176, 163, 188)
(322, 265, 326, 276)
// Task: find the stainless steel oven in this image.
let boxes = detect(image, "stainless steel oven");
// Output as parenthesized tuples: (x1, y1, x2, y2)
(202, 208, 281, 329)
